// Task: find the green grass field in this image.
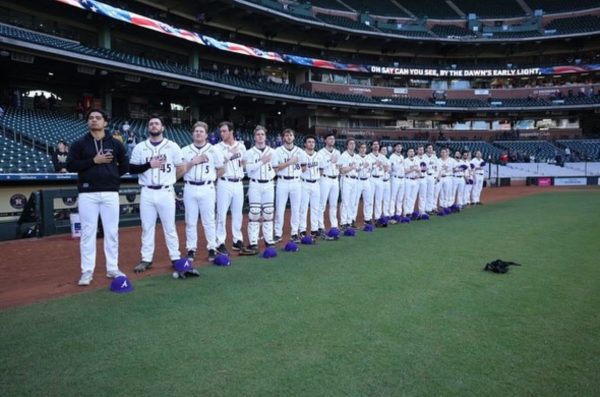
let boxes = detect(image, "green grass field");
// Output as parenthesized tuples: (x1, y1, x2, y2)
(1, 191, 599, 397)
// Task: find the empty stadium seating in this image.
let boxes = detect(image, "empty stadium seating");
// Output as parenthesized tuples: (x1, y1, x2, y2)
(557, 140, 600, 160)
(545, 15, 600, 35)
(342, 0, 409, 17)
(525, 0, 600, 14)
(393, 0, 460, 19)
(309, 0, 350, 11)
(316, 13, 377, 31)
(494, 140, 561, 162)
(431, 24, 475, 38)
(0, 135, 54, 173)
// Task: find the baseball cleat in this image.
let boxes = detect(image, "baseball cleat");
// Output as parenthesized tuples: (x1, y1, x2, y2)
(216, 244, 230, 256)
(274, 235, 282, 243)
(232, 240, 244, 251)
(187, 250, 195, 260)
(290, 234, 301, 243)
(351, 221, 357, 229)
(207, 249, 217, 261)
(78, 272, 93, 286)
(134, 261, 153, 273)
(106, 270, 125, 279)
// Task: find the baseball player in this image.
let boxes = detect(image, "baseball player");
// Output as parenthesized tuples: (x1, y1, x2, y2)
(451, 150, 467, 209)
(463, 151, 474, 206)
(181, 121, 218, 262)
(354, 142, 373, 227)
(339, 138, 358, 229)
(470, 150, 486, 205)
(369, 141, 390, 224)
(317, 132, 340, 237)
(66, 109, 128, 286)
(272, 128, 303, 242)
(425, 144, 438, 213)
(243, 125, 276, 251)
(299, 135, 321, 238)
(415, 145, 428, 217)
(214, 121, 246, 254)
(388, 143, 405, 222)
(436, 147, 455, 211)
(403, 148, 420, 217)
(130, 116, 184, 273)
(379, 146, 392, 220)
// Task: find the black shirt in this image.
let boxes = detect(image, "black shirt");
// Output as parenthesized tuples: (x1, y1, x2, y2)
(52, 150, 69, 172)
(67, 132, 129, 193)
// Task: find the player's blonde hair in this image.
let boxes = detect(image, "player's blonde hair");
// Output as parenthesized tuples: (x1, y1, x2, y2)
(254, 125, 267, 135)
(282, 128, 295, 137)
(192, 121, 208, 132)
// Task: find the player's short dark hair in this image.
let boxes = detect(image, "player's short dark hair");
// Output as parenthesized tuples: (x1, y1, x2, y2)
(324, 130, 336, 139)
(345, 138, 355, 147)
(371, 140, 380, 147)
(148, 114, 164, 125)
(86, 108, 109, 122)
(426, 143, 434, 150)
(394, 142, 403, 148)
(219, 121, 234, 131)
(304, 135, 316, 144)
(358, 142, 367, 148)
(417, 144, 424, 150)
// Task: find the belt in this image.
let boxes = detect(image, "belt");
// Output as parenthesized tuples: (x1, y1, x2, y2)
(383, 179, 390, 182)
(427, 173, 434, 176)
(454, 176, 463, 178)
(324, 175, 338, 179)
(409, 177, 418, 180)
(359, 177, 369, 180)
(345, 175, 357, 179)
(250, 178, 272, 183)
(302, 179, 317, 183)
(185, 180, 212, 186)
(393, 176, 404, 179)
(442, 175, 450, 178)
(278, 176, 299, 180)
(372, 175, 381, 179)
(420, 176, 426, 179)
(476, 172, 484, 175)
(144, 185, 170, 190)
(220, 177, 241, 182)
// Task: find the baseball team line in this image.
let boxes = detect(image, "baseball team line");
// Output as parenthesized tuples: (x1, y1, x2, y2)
(67, 110, 486, 286)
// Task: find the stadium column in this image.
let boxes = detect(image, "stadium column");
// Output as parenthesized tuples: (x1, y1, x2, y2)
(189, 49, 200, 70)
(99, 26, 111, 49)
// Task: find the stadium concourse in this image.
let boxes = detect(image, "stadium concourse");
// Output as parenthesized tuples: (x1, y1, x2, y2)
(0, 184, 592, 310)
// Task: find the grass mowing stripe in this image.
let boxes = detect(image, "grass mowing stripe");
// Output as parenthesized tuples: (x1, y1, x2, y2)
(1, 191, 599, 396)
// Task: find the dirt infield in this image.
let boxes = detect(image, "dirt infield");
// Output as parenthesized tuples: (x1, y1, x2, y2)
(0, 185, 594, 310)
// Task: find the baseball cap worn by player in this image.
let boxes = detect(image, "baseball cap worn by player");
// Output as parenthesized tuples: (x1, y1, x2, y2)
(110, 276, 134, 294)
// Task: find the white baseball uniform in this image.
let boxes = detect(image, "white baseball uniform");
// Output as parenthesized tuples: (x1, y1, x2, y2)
(388, 152, 405, 216)
(244, 145, 276, 246)
(318, 147, 340, 230)
(470, 157, 486, 204)
(182, 142, 218, 253)
(354, 154, 373, 223)
(463, 162, 474, 205)
(381, 160, 391, 217)
(339, 151, 358, 226)
(130, 138, 183, 262)
(299, 150, 321, 234)
(425, 153, 438, 212)
(272, 145, 303, 238)
(416, 154, 428, 214)
(452, 159, 467, 207)
(369, 152, 389, 220)
(437, 157, 455, 209)
(403, 156, 420, 215)
(215, 140, 246, 245)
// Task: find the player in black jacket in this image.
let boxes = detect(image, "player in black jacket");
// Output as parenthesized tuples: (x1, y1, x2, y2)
(67, 109, 129, 286)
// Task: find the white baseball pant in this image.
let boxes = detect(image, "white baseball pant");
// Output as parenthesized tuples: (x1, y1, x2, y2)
(425, 175, 436, 212)
(319, 177, 339, 229)
(463, 181, 473, 205)
(389, 176, 405, 216)
(403, 178, 419, 215)
(299, 179, 320, 233)
(78, 192, 120, 275)
(216, 179, 244, 245)
(340, 176, 357, 225)
(417, 177, 428, 214)
(472, 173, 484, 203)
(354, 178, 373, 222)
(184, 182, 217, 252)
(275, 178, 301, 237)
(370, 177, 385, 220)
(451, 177, 466, 207)
(382, 179, 391, 217)
(439, 176, 453, 208)
(140, 186, 180, 262)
